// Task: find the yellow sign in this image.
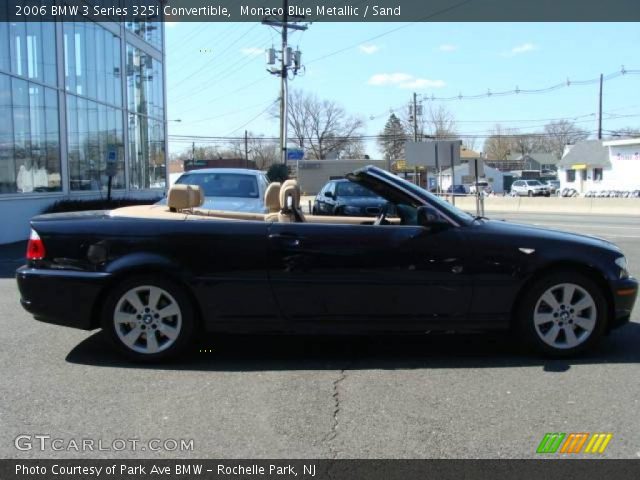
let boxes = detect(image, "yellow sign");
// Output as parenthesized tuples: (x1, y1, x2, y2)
(571, 164, 587, 170)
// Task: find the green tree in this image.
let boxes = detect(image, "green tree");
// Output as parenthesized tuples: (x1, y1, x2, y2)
(378, 113, 407, 161)
(266, 163, 289, 183)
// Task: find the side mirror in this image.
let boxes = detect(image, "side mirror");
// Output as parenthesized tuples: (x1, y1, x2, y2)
(324, 191, 333, 198)
(417, 206, 449, 230)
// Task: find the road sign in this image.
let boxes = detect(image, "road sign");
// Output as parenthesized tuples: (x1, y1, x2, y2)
(406, 140, 462, 167)
(106, 146, 118, 177)
(287, 148, 304, 161)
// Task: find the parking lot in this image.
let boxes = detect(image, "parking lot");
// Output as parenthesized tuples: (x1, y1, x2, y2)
(0, 212, 639, 459)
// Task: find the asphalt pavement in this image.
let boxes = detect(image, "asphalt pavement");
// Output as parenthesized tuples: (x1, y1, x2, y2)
(1, 213, 639, 459)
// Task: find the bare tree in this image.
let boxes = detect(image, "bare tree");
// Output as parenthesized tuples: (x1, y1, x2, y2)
(425, 104, 458, 139)
(540, 120, 590, 159)
(509, 131, 540, 158)
(483, 124, 512, 160)
(607, 126, 640, 139)
(401, 103, 457, 140)
(282, 89, 364, 160)
(227, 132, 279, 170)
(462, 136, 479, 152)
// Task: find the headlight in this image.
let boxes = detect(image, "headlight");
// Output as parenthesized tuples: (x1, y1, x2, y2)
(615, 256, 630, 279)
(343, 206, 361, 215)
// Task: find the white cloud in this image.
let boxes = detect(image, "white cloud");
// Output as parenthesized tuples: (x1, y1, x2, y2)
(368, 73, 445, 90)
(358, 44, 380, 55)
(503, 42, 537, 57)
(438, 44, 457, 52)
(241, 47, 264, 57)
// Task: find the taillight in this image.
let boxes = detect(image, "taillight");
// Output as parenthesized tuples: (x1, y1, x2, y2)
(26, 229, 46, 261)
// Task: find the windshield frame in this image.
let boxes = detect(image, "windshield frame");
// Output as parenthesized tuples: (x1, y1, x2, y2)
(350, 167, 475, 226)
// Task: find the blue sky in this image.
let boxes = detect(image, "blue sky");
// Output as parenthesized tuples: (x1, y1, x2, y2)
(165, 22, 640, 157)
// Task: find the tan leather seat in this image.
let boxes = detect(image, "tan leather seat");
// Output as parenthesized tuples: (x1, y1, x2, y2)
(167, 184, 204, 212)
(264, 182, 281, 213)
(277, 179, 305, 222)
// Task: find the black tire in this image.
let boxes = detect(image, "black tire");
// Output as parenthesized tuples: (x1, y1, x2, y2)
(515, 271, 608, 357)
(101, 275, 197, 362)
(312, 205, 319, 215)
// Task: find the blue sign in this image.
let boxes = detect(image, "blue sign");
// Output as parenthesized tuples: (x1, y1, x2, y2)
(287, 148, 304, 160)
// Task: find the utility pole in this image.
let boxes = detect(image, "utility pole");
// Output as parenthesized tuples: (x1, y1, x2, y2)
(244, 130, 249, 168)
(263, 1, 307, 165)
(598, 73, 603, 140)
(191, 141, 195, 168)
(413, 92, 418, 142)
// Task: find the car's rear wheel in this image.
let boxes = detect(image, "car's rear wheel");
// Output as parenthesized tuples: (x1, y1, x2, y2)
(515, 271, 607, 356)
(101, 275, 196, 362)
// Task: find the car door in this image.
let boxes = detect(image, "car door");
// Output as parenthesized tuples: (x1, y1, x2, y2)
(267, 219, 473, 332)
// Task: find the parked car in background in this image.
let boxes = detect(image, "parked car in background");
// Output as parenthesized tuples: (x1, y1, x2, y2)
(468, 181, 493, 195)
(544, 180, 560, 195)
(511, 179, 550, 197)
(313, 179, 387, 216)
(446, 184, 469, 196)
(158, 168, 270, 213)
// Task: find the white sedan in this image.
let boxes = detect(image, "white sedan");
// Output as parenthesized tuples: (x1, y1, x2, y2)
(159, 168, 270, 213)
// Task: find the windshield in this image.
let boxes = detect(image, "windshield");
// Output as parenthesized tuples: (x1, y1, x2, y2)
(526, 180, 542, 186)
(176, 173, 259, 198)
(367, 169, 475, 224)
(336, 182, 378, 197)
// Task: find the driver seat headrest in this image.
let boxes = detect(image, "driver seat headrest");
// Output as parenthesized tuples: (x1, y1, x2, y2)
(264, 182, 281, 213)
(167, 184, 204, 212)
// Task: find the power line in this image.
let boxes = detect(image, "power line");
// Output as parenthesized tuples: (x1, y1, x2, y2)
(419, 68, 640, 102)
(307, 0, 476, 65)
(224, 100, 279, 136)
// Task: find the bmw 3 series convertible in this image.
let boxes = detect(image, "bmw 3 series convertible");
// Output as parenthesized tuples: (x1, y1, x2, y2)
(16, 166, 637, 361)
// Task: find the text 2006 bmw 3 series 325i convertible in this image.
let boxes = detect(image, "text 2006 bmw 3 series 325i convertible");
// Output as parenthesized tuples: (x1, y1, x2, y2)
(16, 166, 637, 362)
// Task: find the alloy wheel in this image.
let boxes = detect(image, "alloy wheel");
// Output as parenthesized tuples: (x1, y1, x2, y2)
(113, 285, 182, 354)
(533, 283, 597, 349)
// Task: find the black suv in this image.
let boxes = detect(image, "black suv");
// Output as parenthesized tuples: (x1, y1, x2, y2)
(313, 179, 387, 216)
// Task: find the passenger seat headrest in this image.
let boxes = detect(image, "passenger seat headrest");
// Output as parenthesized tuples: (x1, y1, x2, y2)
(167, 184, 204, 211)
(264, 182, 281, 213)
(279, 179, 300, 211)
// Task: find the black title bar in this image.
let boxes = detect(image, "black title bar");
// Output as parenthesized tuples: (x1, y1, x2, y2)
(3, 460, 640, 480)
(3, 0, 640, 22)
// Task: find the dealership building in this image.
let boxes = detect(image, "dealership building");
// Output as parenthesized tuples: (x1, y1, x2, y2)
(0, 16, 167, 244)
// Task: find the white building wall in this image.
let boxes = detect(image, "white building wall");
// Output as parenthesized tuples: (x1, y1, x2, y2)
(559, 143, 640, 193)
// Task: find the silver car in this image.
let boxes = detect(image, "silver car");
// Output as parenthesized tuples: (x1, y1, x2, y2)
(159, 168, 270, 213)
(510, 179, 550, 197)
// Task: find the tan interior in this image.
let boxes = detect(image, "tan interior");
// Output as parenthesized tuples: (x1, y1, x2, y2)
(111, 181, 399, 226)
(167, 184, 204, 212)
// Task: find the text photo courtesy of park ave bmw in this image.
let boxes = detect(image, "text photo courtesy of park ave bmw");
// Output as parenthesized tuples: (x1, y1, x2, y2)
(1, 0, 640, 479)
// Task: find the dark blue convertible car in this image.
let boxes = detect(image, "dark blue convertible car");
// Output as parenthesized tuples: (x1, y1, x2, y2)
(16, 166, 637, 362)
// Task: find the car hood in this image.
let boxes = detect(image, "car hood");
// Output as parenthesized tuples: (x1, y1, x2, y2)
(156, 197, 266, 213)
(479, 218, 621, 253)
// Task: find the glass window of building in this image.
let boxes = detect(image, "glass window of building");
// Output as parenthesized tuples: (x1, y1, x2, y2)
(6, 22, 57, 86)
(67, 96, 125, 191)
(126, 20, 162, 50)
(127, 44, 165, 190)
(0, 74, 61, 194)
(63, 22, 122, 107)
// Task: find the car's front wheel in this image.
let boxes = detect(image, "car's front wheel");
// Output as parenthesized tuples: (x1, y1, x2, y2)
(101, 275, 197, 362)
(516, 271, 607, 356)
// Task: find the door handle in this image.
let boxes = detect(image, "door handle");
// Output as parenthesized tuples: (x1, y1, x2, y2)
(268, 233, 302, 248)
